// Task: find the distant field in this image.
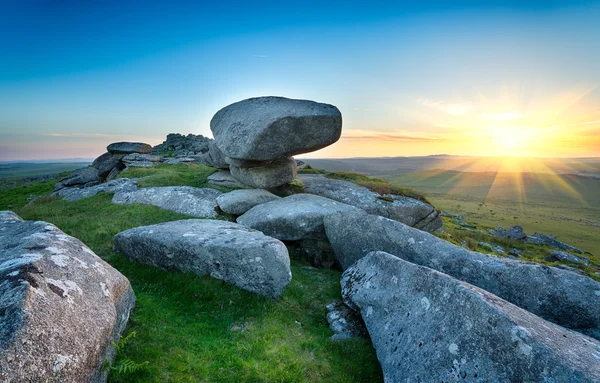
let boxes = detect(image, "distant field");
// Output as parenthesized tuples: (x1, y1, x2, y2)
(0, 162, 90, 179)
(383, 170, 600, 256)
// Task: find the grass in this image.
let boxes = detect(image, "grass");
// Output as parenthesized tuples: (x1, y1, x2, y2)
(383, 170, 600, 257)
(0, 179, 56, 210)
(7, 165, 382, 382)
(0, 162, 90, 179)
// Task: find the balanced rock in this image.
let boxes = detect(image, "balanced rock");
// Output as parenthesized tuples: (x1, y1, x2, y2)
(324, 210, 600, 337)
(210, 96, 342, 161)
(237, 194, 360, 241)
(113, 220, 291, 298)
(0, 213, 135, 382)
(288, 174, 441, 232)
(342, 251, 600, 382)
(107, 142, 152, 155)
(216, 189, 281, 215)
(229, 157, 297, 189)
(112, 186, 221, 218)
(54, 178, 139, 202)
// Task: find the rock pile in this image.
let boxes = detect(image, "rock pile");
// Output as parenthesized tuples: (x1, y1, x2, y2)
(342, 251, 600, 382)
(209, 96, 342, 188)
(53, 141, 154, 193)
(152, 133, 211, 157)
(0, 211, 135, 382)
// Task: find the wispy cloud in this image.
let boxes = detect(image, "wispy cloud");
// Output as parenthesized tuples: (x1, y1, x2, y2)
(481, 112, 522, 121)
(417, 98, 473, 115)
(342, 129, 448, 142)
(252, 54, 269, 58)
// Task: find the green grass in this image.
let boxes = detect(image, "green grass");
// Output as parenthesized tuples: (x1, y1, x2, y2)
(0, 179, 56, 210)
(8, 165, 382, 382)
(117, 163, 219, 189)
(384, 170, 600, 257)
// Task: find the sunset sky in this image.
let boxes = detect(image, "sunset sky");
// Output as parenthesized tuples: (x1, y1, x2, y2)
(1, 1, 599, 160)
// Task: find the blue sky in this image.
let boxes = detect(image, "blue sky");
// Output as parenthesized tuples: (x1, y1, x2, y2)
(1, 0, 599, 160)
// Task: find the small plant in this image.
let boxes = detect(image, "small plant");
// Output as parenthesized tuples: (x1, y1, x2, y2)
(104, 332, 149, 378)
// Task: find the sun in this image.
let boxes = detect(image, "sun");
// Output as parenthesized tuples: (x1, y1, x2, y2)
(488, 125, 532, 154)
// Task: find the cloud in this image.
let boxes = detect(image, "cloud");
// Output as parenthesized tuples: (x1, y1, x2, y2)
(417, 98, 473, 115)
(481, 112, 522, 121)
(252, 54, 269, 58)
(341, 129, 448, 142)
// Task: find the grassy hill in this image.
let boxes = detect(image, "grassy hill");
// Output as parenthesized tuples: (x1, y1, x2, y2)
(1, 163, 598, 381)
(383, 170, 600, 256)
(0, 162, 91, 179)
(0, 164, 382, 382)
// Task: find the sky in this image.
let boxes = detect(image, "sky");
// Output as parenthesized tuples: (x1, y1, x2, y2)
(1, 0, 599, 161)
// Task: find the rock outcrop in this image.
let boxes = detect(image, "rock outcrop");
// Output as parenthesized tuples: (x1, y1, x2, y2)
(209, 97, 342, 188)
(489, 225, 527, 240)
(287, 174, 442, 232)
(152, 133, 211, 157)
(207, 171, 246, 189)
(325, 301, 368, 340)
(527, 232, 582, 253)
(324, 210, 600, 337)
(0, 212, 135, 382)
(216, 189, 281, 215)
(546, 249, 589, 265)
(237, 194, 360, 241)
(342, 251, 600, 382)
(113, 220, 291, 298)
(112, 186, 221, 218)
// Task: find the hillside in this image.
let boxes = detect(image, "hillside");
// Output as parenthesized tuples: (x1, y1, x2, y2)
(2, 162, 599, 382)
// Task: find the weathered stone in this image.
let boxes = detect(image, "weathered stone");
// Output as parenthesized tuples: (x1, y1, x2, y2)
(324, 210, 600, 337)
(210, 96, 342, 161)
(105, 165, 123, 181)
(508, 248, 522, 257)
(216, 189, 280, 215)
(342, 251, 600, 383)
(113, 219, 291, 298)
(199, 141, 229, 169)
(53, 167, 101, 191)
(546, 250, 589, 265)
(121, 153, 163, 167)
(92, 152, 120, 178)
(225, 157, 272, 168)
(112, 186, 221, 218)
(237, 194, 360, 241)
(0, 211, 22, 222)
(207, 171, 246, 189)
(230, 157, 297, 189)
(0, 213, 135, 382)
(107, 142, 152, 155)
(527, 232, 582, 253)
(291, 174, 441, 232)
(492, 225, 527, 240)
(163, 157, 194, 165)
(152, 133, 211, 155)
(325, 301, 368, 340)
(53, 178, 139, 202)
